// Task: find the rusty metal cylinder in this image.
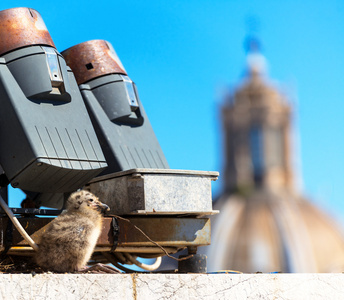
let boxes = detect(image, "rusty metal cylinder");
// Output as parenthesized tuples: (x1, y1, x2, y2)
(62, 40, 127, 85)
(0, 7, 55, 56)
(178, 254, 207, 273)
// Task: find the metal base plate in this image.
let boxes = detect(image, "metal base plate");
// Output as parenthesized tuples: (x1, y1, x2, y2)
(0, 216, 211, 256)
(86, 168, 219, 216)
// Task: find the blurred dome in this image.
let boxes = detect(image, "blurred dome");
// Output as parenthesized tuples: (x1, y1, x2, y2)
(205, 48, 344, 273)
(208, 189, 344, 273)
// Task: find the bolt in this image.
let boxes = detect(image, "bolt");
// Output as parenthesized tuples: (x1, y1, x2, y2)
(187, 246, 198, 255)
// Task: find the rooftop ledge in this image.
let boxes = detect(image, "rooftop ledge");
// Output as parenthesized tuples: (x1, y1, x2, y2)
(0, 273, 343, 299)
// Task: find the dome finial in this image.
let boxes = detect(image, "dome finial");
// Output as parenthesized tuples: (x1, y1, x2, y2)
(244, 35, 261, 54)
(244, 16, 267, 76)
(244, 15, 260, 51)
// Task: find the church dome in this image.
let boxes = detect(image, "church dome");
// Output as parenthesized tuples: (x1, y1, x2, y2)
(207, 189, 344, 273)
(205, 45, 344, 273)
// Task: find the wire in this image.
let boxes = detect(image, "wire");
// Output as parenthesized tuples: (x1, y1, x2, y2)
(111, 214, 194, 262)
(0, 193, 39, 252)
(209, 270, 243, 274)
(102, 252, 162, 272)
(113, 252, 132, 265)
(102, 252, 140, 273)
(123, 252, 162, 271)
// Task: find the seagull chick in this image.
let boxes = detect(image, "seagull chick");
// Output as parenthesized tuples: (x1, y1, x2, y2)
(35, 190, 111, 273)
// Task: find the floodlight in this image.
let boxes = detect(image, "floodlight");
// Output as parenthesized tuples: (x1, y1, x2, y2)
(62, 40, 169, 175)
(0, 8, 107, 193)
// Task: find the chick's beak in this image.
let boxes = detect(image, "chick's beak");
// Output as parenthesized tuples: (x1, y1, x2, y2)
(100, 203, 110, 214)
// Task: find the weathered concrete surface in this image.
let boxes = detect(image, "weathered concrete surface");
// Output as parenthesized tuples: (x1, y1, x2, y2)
(0, 273, 344, 299)
(0, 274, 133, 299)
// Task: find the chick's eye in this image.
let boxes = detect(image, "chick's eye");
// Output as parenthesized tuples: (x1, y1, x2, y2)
(89, 198, 94, 202)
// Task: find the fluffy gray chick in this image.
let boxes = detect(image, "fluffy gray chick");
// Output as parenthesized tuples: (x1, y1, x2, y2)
(35, 190, 109, 272)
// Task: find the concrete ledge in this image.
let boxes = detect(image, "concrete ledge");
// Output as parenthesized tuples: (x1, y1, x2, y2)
(0, 273, 344, 299)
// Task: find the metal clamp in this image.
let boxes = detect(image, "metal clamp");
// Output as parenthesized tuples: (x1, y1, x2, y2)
(0, 219, 12, 257)
(120, 75, 139, 111)
(42, 46, 64, 95)
(111, 217, 120, 252)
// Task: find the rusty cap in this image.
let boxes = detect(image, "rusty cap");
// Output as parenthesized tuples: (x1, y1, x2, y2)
(0, 7, 55, 56)
(61, 40, 127, 85)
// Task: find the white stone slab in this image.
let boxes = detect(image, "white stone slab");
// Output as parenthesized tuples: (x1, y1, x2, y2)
(0, 273, 344, 299)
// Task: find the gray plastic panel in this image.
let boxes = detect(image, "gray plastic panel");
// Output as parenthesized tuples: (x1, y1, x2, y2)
(80, 75, 169, 175)
(0, 47, 107, 193)
(5, 46, 71, 101)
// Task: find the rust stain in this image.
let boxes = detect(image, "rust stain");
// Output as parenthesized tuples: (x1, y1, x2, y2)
(0, 7, 55, 56)
(131, 274, 138, 300)
(61, 39, 127, 85)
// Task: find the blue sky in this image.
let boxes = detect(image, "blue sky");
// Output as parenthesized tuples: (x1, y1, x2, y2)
(2, 1, 344, 222)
